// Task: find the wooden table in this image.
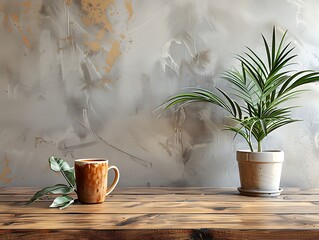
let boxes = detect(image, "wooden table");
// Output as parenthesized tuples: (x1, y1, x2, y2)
(1, 187, 319, 239)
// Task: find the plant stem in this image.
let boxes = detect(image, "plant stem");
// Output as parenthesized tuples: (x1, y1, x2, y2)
(257, 141, 262, 152)
(248, 141, 254, 152)
(60, 171, 77, 194)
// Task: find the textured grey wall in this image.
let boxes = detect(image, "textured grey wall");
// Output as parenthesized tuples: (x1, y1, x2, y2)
(1, 0, 319, 187)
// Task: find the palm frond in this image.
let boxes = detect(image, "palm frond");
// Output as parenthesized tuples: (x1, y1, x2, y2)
(160, 26, 319, 152)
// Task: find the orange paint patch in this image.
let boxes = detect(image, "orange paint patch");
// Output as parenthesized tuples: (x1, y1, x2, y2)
(3, 15, 12, 32)
(0, 1, 33, 48)
(102, 78, 114, 84)
(65, 0, 73, 6)
(124, 0, 133, 20)
(81, 15, 94, 27)
(10, 13, 19, 24)
(23, 0, 32, 8)
(22, 34, 31, 48)
(22, 0, 32, 14)
(96, 29, 105, 41)
(85, 41, 101, 52)
(0, 158, 12, 184)
(81, 0, 115, 32)
(105, 40, 120, 73)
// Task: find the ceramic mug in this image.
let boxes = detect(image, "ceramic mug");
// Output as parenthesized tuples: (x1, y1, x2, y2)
(74, 158, 120, 204)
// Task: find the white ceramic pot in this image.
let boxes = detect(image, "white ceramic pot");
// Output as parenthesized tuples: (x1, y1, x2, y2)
(237, 150, 284, 197)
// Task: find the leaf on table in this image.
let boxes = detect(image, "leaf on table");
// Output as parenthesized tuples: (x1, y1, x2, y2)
(26, 184, 73, 204)
(50, 195, 74, 209)
(50, 185, 74, 194)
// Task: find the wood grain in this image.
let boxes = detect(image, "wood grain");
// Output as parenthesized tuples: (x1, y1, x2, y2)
(2, 193, 319, 202)
(1, 213, 319, 229)
(1, 187, 319, 240)
(2, 187, 319, 195)
(1, 229, 319, 240)
(2, 200, 319, 214)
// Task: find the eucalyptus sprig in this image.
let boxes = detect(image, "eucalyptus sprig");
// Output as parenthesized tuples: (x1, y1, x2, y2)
(27, 156, 77, 209)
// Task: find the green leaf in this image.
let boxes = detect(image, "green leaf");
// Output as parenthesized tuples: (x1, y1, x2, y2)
(271, 26, 276, 69)
(234, 101, 242, 120)
(246, 46, 268, 76)
(275, 30, 288, 60)
(159, 26, 319, 152)
(259, 119, 267, 136)
(216, 87, 237, 117)
(262, 34, 271, 71)
(63, 167, 76, 187)
(50, 196, 74, 210)
(49, 156, 72, 172)
(27, 184, 72, 204)
(50, 185, 74, 194)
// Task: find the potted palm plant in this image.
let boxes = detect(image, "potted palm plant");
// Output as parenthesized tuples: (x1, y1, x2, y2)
(160, 27, 319, 196)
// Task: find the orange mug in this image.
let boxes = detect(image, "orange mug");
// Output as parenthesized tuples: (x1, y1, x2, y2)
(74, 159, 120, 204)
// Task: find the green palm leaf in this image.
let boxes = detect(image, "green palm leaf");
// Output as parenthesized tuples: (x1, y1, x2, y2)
(160, 26, 319, 152)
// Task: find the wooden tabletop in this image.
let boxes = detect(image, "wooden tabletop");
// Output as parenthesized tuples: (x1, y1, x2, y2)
(1, 187, 319, 239)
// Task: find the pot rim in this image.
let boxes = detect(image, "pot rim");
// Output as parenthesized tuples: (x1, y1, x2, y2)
(237, 150, 284, 163)
(237, 149, 283, 153)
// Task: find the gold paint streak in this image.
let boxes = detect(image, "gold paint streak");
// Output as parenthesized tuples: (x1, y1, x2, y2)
(23, 0, 32, 8)
(81, 0, 115, 32)
(10, 13, 19, 24)
(0, 1, 33, 48)
(85, 41, 101, 52)
(22, 0, 32, 14)
(3, 15, 12, 32)
(102, 78, 114, 84)
(7, 13, 31, 49)
(96, 29, 105, 41)
(120, 34, 125, 39)
(26, 26, 32, 33)
(124, 0, 133, 20)
(22, 34, 31, 48)
(65, 0, 73, 6)
(105, 40, 120, 73)
(0, 158, 12, 184)
(81, 15, 94, 27)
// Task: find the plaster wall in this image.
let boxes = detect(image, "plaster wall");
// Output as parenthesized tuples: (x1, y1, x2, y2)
(1, 0, 319, 187)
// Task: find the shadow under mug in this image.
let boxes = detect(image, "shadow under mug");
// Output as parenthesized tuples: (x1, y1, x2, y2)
(74, 159, 120, 204)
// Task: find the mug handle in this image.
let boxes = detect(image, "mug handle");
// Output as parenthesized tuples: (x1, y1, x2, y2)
(105, 165, 120, 196)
